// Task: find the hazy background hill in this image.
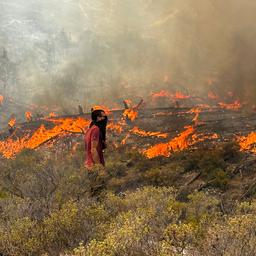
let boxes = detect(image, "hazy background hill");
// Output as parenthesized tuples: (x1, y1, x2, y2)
(1, 0, 256, 111)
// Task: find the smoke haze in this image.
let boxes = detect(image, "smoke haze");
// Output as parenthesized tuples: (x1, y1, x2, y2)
(1, 0, 256, 112)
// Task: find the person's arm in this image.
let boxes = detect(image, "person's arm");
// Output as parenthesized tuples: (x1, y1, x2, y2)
(91, 140, 101, 164)
(91, 127, 101, 164)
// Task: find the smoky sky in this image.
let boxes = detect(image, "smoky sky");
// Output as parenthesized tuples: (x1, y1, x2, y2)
(1, 0, 256, 112)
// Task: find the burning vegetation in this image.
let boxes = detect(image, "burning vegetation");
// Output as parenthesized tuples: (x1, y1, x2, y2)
(0, 89, 255, 160)
(1, 1, 256, 255)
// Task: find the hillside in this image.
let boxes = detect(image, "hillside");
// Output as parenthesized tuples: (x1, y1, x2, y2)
(0, 101, 256, 255)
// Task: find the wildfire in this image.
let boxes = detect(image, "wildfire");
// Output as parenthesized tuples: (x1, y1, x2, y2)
(0, 95, 3, 105)
(107, 122, 123, 134)
(8, 118, 16, 128)
(188, 108, 201, 125)
(144, 126, 195, 159)
(218, 100, 241, 110)
(238, 132, 256, 153)
(92, 105, 112, 115)
(130, 126, 168, 138)
(121, 134, 130, 145)
(192, 133, 219, 143)
(25, 112, 32, 122)
(49, 112, 57, 118)
(151, 90, 190, 101)
(123, 108, 138, 122)
(0, 137, 28, 159)
(174, 91, 190, 99)
(0, 117, 91, 158)
(151, 90, 171, 100)
(208, 91, 219, 101)
(123, 99, 133, 107)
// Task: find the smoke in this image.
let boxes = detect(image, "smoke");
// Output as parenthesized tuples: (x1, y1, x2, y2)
(1, 0, 256, 112)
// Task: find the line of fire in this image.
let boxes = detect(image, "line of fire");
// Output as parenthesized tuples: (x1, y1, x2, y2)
(0, 89, 255, 160)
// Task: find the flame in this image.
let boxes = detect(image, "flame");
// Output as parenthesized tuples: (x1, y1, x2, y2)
(238, 132, 256, 153)
(144, 126, 195, 159)
(0, 95, 3, 105)
(123, 99, 133, 107)
(174, 91, 190, 99)
(121, 134, 130, 145)
(25, 112, 32, 122)
(8, 118, 16, 128)
(188, 108, 201, 124)
(218, 100, 241, 110)
(49, 112, 56, 118)
(0, 117, 90, 158)
(107, 122, 123, 134)
(92, 105, 112, 115)
(123, 108, 138, 122)
(151, 90, 171, 100)
(192, 133, 219, 143)
(151, 90, 190, 103)
(130, 126, 168, 138)
(0, 137, 28, 159)
(208, 91, 219, 100)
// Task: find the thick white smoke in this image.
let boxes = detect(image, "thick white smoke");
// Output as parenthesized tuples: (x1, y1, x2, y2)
(0, 0, 256, 112)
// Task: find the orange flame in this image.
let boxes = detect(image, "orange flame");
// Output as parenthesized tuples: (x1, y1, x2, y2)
(25, 112, 32, 122)
(123, 99, 133, 107)
(0, 137, 28, 159)
(188, 108, 201, 124)
(208, 91, 219, 100)
(49, 112, 56, 118)
(151, 90, 171, 100)
(174, 91, 190, 99)
(0, 117, 90, 158)
(218, 100, 241, 110)
(123, 108, 138, 122)
(144, 126, 195, 159)
(92, 105, 112, 115)
(130, 126, 168, 138)
(151, 90, 190, 101)
(8, 118, 16, 128)
(121, 134, 130, 145)
(107, 122, 123, 134)
(238, 132, 256, 153)
(0, 95, 3, 105)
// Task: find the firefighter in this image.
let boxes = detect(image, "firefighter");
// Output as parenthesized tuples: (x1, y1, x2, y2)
(84, 108, 108, 170)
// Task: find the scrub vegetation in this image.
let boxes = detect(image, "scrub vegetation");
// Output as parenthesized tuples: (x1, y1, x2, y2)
(0, 142, 255, 255)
